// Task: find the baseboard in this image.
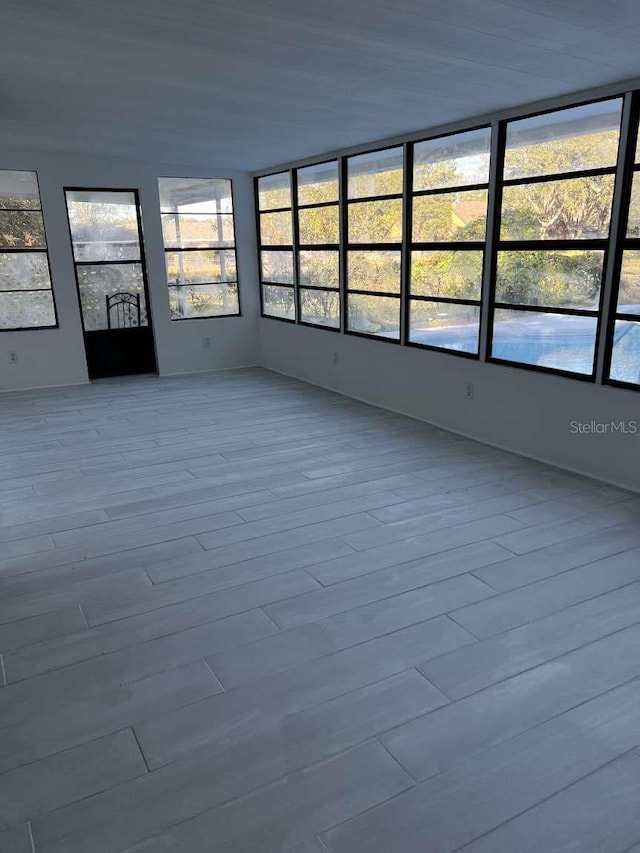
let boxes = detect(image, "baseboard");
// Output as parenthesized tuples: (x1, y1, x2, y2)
(0, 378, 91, 395)
(262, 363, 639, 496)
(158, 363, 261, 379)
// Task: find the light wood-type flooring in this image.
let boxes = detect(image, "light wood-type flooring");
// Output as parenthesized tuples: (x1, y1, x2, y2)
(1, 367, 640, 852)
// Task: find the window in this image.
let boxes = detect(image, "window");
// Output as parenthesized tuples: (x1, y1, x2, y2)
(253, 88, 640, 392)
(409, 127, 491, 354)
(257, 172, 295, 320)
(296, 161, 340, 328)
(346, 147, 404, 339)
(606, 114, 640, 388)
(0, 170, 57, 330)
(490, 99, 622, 376)
(158, 178, 239, 320)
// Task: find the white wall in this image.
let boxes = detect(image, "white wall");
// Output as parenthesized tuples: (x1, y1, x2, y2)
(0, 148, 260, 392)
(259, 320, 640, 493)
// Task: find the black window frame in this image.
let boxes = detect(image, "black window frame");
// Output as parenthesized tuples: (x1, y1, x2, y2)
(603, 93, 640, 390)
(344, 143, 405, 344)
(158, 177, 241, 322)
(486, 95, 624, 382)
(254, 88, 640, 394)
(0, 169, 59, 333)
(256, 170, 296, 324)
(407, 124, 492, 360)
(295, 159, 341, 332)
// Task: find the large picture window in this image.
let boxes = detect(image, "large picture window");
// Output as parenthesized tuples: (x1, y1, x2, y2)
(346, 147, 404, 340)
(489, 99, 622, 376)
(257, 171, 294, 321)
(253, 89, 640, 392)
(296, 161, 340, 329)
(158, 178, 239, 320)
(408, 127, 491, 354)
(0, 170, 57, 331)
(606, 114, 640, 388)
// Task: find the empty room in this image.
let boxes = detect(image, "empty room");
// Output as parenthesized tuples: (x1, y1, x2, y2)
(2, 1, 640, 851)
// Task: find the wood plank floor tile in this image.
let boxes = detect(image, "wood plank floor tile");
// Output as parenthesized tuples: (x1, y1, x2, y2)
(462, 751, 640, 853)
(33, 671, 443, 853)
(419, 581, 640, 699)
(322, 679, 640, 853)
(0, 368, 637, 851)
(381, 621, 640, 782)
(0, 728, 146, 830)
(117, 741, 413, 853)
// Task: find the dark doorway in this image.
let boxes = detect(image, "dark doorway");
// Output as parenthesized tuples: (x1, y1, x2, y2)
(65, 188, 157, 379)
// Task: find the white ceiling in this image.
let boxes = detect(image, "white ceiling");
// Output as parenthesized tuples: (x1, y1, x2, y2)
(2, 0, 640, 172)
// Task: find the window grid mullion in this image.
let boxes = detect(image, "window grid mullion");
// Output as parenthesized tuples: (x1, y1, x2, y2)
(481, 120, 506, 362)
(291, 168, 300, 324)
(502, 164, 616, 187)
(400, 142, 412, 345)
(339, 155, 348, 334)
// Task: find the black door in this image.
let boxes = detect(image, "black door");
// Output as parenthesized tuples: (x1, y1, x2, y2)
(65, 188, 157, 379)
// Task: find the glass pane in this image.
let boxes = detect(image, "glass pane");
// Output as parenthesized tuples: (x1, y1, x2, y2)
(0, 170, 41, 210)
(260, 211, 292, 245)
(492, 309, 597, 374)
(501, 175, 614, 241)
(348, 250, 401, 293)
(0, 252, 51, 291)
(76, 264, 147, 331)
(161, 213, 234, 248)
(618, 252, 640, 315)
(411, 250, 483, 300)
(298, 204, 339, 245)
(0, 210, 46, 249)
(625, 173, 640, 237)
(409, 300, 480, 353)
(0, 290, 55, 329)
(263, 284, 295, 320)
(348, 199, 402, 243)
(413, 128, 491, 191)
(348, 294, 400, 338)
(169, 283, 239, 319)
(261, 250, 294, 284)
(258, 173, 291, 210)
(165, 250, 236, 285)
(609, 320, 640, 384)
(495, 250, 604, 310)
(300, 289, 340, 327)
(347, 147, 403, 198)
(158, 178, 233, 214)
(299, 250, 339, 289)
(413, 190, 487, 242)
(504, 99, 622, 180)
(298, 162, 338, 205)
(66, 191, 140, 262)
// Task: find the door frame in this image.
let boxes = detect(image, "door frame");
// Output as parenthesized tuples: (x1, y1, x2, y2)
(64, 185, 159, 379)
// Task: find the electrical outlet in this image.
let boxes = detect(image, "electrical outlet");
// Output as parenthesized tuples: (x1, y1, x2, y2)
(202, 337, 211, 349)
(464, 382, 474, 400)
(333, 351, 339, 364)
(8, 351, 17, 364)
